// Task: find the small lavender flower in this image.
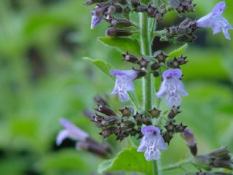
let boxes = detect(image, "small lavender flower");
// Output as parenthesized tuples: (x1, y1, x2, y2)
(196, 1, 233, 40)
(156, 69, 188, 107)
(91, 11, 103, 29)
(56, 118, 89, 146)
(137, 126, 166, 161)
(110, 70, 138, 102)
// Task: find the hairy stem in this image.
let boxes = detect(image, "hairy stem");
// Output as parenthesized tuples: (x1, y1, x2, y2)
(140, 11, 160, 175)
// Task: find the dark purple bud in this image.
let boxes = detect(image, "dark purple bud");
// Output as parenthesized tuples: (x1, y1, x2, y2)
(123, 120, 135, 128)
(109, 18, 136, 28)
(95, 104, 116, 116)
(94, 4, 109, 17)
(142, 116, 152, 126)
(154, 51, 168, 64)
(168, 106, 181, 119)
(150, 62, 160, 70)
(135, 3, 148, 12)
(94, 95, 109, 106)
(107, 5, 116, 15)
(180, 128, 197, 156)
(133, 112, 143, 126)
(163, 131, 174, 144)
(148, 107, 161, 118)
(99, 126, 118, 138)
(165, 121, 177, 132)
(137, 57, 150, 69)
(122, 52, 138, 63)
(132, 67, 147, 79)
(175, 123, 187, 132)
(106, 28, 133, 37)
(147, 4, 157, 17)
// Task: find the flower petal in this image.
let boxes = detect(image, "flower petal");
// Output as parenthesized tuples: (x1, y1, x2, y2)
(144, 148, 161, 161)
(60, 118, 89, 141)
(56, 129, 69, 146)
(212, 1, 226, 16)
(137, 137, 147, 152)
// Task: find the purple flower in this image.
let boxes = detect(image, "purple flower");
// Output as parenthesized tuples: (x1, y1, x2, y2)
(196, 1, 233, 40)
(137, 126, 166, 161)
(110, 70, 138, 102)
(91, 11, 103, 29)
(56, 118, 89, 146)
(156, 69, 188, 107)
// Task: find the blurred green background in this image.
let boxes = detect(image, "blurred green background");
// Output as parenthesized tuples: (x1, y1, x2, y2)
(0, 0, 232, 175)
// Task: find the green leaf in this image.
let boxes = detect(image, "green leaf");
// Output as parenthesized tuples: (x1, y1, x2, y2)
(98, 37, 142, 57)
(169, 43, 188, 59)
(83, 57, 114, 80)
(97, 147, 152, 175)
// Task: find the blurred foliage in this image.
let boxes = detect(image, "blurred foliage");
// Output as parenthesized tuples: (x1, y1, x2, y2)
(0, 0, 232, 175)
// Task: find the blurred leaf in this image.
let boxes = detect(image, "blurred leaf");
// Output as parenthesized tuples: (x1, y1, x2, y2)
(98, 37, 142, 57)
(40, 150, 87, 172)
(83, 57, 114, 80)
(169, 44, 188, 59)
(98, 147, 152, 175)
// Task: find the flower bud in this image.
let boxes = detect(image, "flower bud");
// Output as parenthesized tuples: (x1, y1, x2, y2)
(132, 67, 147, 79)
(165, 121, 177, 132)
(137, 57, 150, 69)
(147, 4, 157, 17)
(150, 62, 160, 70)
(95, 104, 116, 116)
(180, 128, 197, 156)
(194, 147, 233, 170)
(106, 28, 133, 37)
(119, 106, 133, 117)
(148, 107, 161, 118)
(154, 51, 168, 64)
(133, 112, 143, 126)
(142, 116, 152, 126)
(107, 5, 116, 15)
(110, 18, 136, 28)
(175, 123, 187, 132)
(168, 106, 181, 119)
(122, 52, 138, 63)
(135, 3, 148, 12)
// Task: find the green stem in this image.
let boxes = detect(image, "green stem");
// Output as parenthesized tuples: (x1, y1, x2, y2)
(140, 12, 160, 175)
(162, 159, 192, 171)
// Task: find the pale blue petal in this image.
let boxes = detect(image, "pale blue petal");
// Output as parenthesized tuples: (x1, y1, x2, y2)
(56, 129, 68, 146)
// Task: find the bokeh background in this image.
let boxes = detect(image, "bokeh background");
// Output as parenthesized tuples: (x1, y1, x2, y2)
(0, 0, 232, 175)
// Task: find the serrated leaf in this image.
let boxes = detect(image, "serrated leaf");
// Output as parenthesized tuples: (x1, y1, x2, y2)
(83, 57, 114, 80)
(97, 147, 152, 175)
(98, 37, 142, 57)
(169, 43, 188, 59)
